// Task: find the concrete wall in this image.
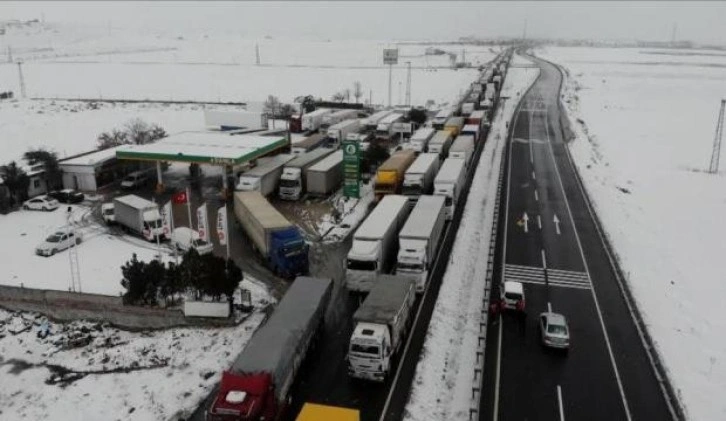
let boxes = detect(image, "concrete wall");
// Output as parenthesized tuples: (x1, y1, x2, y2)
(0, 285, 234, 330)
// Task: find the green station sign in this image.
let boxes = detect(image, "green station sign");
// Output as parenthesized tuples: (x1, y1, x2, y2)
(342, 140, 361, 199)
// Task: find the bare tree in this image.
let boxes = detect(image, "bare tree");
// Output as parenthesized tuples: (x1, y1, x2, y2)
(125, 118, 152, 145)
(353, 81, 363, 104)
(97, 129, 129, 150)
(344, 88, 351, 102)
(331, 91, 346, 103)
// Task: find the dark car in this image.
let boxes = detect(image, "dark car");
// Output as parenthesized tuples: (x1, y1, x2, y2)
(48, 189, 85, 204)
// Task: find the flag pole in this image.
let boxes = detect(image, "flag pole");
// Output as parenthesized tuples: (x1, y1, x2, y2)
(186, 186, 193, 229)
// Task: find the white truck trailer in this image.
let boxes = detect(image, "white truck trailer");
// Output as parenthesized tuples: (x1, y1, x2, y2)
(461, 124, 480, 141)
(306, 150, 343, 196)
(434, 158, 467, 221)
(395, 195, 446, 292)
(348, 275, 416, 381)
(301, 108, 333, 132)
(401, 153, 440, 204)
(375, 113, 404, 138)
(322, 109, 357, 129)
(236, 154, 295, 196)
(291, 133, 327, 155)
(427, 130, 454, 160)
(204, 110, 268, 131)
(327, 119, 360, 148)
(409, 127, 436, 153)
(432, 108, 454, 130)
(449, 134, 476, 169)
(346, 195, 410, 293)
(362, 110, 393, 130)
(278, 148, 335, 201)
(113, 194, 165, 242)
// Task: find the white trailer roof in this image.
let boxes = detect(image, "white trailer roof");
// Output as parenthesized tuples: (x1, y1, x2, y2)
(286, 147, 335, 169)
(242, 154, 295, 177)
(435, 158, 466, 184)
(435, 108, 453, 119)
(308, 150, 343, 173)
(234, 191, 290, 229)
(410, 127, 435, 142)
(462, 125, 479, 134)
(469, 110, 486, 119)
(405, 153, 439, 175)
(399, 195, 445, 239)
(115, 194, 156, 210)
(354, 195, 409, 240)
(451, 135, 475, 152)
(363, 110, 393, 126)
(429, 130, 452, 145)
(303, 108, 332, 118)
(378, 113, 404, 125)
(328, 119, 360, 130)
(353, 275, 414, 324)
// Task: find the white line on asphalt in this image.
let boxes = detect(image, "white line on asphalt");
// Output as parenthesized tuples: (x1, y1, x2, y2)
(541, 249, 547, 270)
(557, 385, 565, 421)
(534, 190, 539, 201)
(537, 214, 542, 229)
(543, 105, 633, 421)
(548, 302, 552, 313)
(532, 171, 536, 180)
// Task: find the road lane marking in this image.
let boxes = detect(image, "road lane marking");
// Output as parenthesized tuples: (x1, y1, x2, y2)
(537, 214, 542, 230)
(557, 385, 565, 421)
(532, 170, 536, 180)
(548, 302, 552, 313)
(506, 264, 591, 290)
(534, 189, 539, 201)
(543, 104, 633, 421)
(553, 214, 561, 235)
(541, 249, 547, 269)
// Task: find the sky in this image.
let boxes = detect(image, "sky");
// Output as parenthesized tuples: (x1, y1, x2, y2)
(2, 1, 726, 44)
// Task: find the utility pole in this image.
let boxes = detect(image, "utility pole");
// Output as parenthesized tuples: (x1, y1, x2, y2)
(255, 43, 260, 65)
(405, 61, 411, 107)
(709, 99, 725, 174)
(17, 61, 26, 98)
(388, 62, 393, 107)
(369, 89, 372, 106)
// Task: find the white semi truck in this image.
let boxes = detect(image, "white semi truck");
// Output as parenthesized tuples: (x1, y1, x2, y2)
(449, 134, 476, 169)
(362, 110, 394, 130)
(348, 275, 416, 381)
(427, 130, 454, 160)
(235, 154, 295, 196)
(409, 127, 436, 153)
(278, 148, 335, 201)
(301, 108, 333, 132)
(395, 195, 446, 292)
(434, 158, 467, 221)
(321, 109, 357, 129)
(306, 150, 343, 197)
(401, 153, 440, 204)
(326, 119, 360, 148)
(346, 195, 410, 293)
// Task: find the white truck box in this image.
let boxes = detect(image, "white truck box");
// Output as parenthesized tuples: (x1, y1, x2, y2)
(434, 158, 467, 221)
(236, 154, 295, 196)
(449, 134, 475, 168)
(401, 153, 440, 203)
(306, 150, 344, 196)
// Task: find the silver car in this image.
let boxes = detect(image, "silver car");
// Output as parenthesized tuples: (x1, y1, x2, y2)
(36, 229, 83, 257)
(539, 312, 570, 351)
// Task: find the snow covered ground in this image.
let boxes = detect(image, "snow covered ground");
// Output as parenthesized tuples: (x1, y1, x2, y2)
(0, 277, 271, 421)
(539, 45, 726, 421)
(404, 58, 540, 420)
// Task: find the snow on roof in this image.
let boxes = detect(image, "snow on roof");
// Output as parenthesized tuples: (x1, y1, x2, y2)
(435, 158, 466, 183)
(378, 113, 404, 125)
(116, 131, 287, 165)
(354, 195, 409, 240)
(406, 153, 439, 175)
(411, 127, 435, 141)
(114, 194, 157, 210)
(353, 275, 415, 324)
(241, 154, 295, 178)
(308, 150, 343, 173)
(399, 195, 445, 239)
(59, 145, 127, 167)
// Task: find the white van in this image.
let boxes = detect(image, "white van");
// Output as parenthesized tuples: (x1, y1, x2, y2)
(170, 227, 213, 255)
(121, 170, 150, 189)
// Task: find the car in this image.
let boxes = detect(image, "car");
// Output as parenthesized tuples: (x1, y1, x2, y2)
(22, 196, 59, 211)
(36, 228, 83, 256)
(170, 227, 213, 255)
(121, 171, 150, 189)
(48, 189, 85, 204)
(539, 312, 570, 351)
(501, 281, 525, 311)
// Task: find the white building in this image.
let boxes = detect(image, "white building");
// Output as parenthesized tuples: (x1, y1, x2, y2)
(59, 146, 130, 192)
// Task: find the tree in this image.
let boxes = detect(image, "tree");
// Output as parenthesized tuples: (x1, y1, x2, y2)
(222, 258, 243, 302)
(161, 261, 184, 306)
(408, 108, 428, 126)
(121, 254, 147, 305)
(264, 95, 281, 128)
(97, 129, 129, 150)
(180, 248, 205, 299)
(1, 161, 30, 205)
(364, 142, 390, 172)
(23, 148, 61, 191)
(344, 88, 351, 102)
(142, 259, 166, 305)
(279, 103, 296, 119)
(125, 118, 153, 145)
(353, 81, 363, 104)
(149, 124, 167, 142)
(331, 91, 346, 103)
(199, 254, 228, 300)
(294, 95, 316, 115)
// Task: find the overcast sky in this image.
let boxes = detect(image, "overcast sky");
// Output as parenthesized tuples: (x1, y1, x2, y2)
(3, 1, 726, 44)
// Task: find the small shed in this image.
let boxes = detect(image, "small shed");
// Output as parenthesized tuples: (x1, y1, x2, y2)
(59, 145, 130, 192)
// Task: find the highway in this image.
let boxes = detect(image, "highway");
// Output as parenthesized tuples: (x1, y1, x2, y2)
(480, 54, 676, 421)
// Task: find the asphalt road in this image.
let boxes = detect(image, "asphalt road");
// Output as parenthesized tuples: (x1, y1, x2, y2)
(480, 54, 674, 421)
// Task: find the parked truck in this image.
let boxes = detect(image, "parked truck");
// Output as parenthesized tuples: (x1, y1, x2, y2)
(460, 125, 481, 141)
(362, 110, 393, 131)
(301, 108, 333, 132)
(204, 110, 268, 131)
(113, 194, 165, 242)
(401, 153, 440, 204)
(443, 116, 465, 137)
(467, 110, 487, 127)
(427, 130, 454, 160)
(348, 275, 416, 381)
(327, 119, 360, 148)
(322, 109, 357, 129)
(291, 133, 326, 155)
(306, 150, 343, 196)
(346, 195, 410, 293)
(236, 154, 295, 196)
(375, 113, 404, 138)
(449, 134, 476, 169)
(279, 148, 335, 201)
(434, 158, 467, 221)
(409, 127, 436, 153)
(207, 276, 332, 421)
(296, 404, 359, 421)
(395, 195, 446, 292)
(461, 102, 476, 116)
(432, 108, 454, 130)
(374, 149, 416, 200)
(233, 191, 309, 277)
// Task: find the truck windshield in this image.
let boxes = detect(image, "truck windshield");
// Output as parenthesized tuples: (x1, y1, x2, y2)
(402, 185, 422, 196)
(347, 259, 376, 271)
(445, 196, 453, 206)
(397, 262, 423, 272)
(279, 179, 298, 188)
(351, 343, 380, 357)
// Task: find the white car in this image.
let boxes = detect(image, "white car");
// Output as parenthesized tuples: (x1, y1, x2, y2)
(170, 227, 213, 255)
(501, 281, 525, 311)
(539, 312, 570, 351)
(36, 228, 83, 257)
(23, 196, 59, 211)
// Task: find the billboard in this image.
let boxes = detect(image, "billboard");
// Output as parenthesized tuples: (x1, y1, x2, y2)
(342, 140, 361, 199)
(383, 48, 399, 65)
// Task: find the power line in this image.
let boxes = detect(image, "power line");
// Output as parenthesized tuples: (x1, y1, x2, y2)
(709, 99, 725, 174)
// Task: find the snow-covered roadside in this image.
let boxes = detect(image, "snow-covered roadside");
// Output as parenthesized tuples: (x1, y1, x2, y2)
(320, 181, 374, 242)
(541, 46, 726, 420)
(0, 278, 272, 421)
(404, 59, 540, 420)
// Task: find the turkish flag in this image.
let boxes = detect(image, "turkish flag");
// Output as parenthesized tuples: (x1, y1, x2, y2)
(172, 191, 187, 204)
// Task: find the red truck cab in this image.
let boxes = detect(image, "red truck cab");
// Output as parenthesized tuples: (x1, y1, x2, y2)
(207, 372, 276, 421)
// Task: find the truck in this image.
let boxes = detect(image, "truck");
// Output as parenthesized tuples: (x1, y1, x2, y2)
(467, 110, 487, 127)
(493, 74, 502, 91)
(346, 131, 374, 152)
(321, 109, 357, 129)
(443, 116, 465, 137)
(348, 275, 416, 381)
(485, 83, 496, 101)
(204, 110, 268, 131)
(296, 404, 359, 421)
(461, 125, 481, 141)
(395, 195, 446, 292)
(409, 127, 436, 153)
(301, 108, 332, 131)
(326, 119, 360, 147)
(362, 110, 393, 130)
(233, 191, 309, 277)
(432, 108, 454, 130)
(461, 102, 476, 116)
(427, 130, 454, 160)
(449, 134, 476, 169)
(401, 153, 440, 204)
(346, 195, 410, 293)
(306, 150, 343, 196)
(207, 276, 332, 421)
(113, 194, 165, 241)
(374, 149, 416, 200)
(236, 154, 295, 196)
(278, 148, 335, 201)
(434, 158, 467, 221)
(291, 133, 326, 155)
(375, 112, 404, 138)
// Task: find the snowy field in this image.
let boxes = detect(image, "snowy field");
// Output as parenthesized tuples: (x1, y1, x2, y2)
(404, 58, 540, 420)
(539, 45, 726, 421)
(0, 278, 271, 421)
(0, 22, 499, 107)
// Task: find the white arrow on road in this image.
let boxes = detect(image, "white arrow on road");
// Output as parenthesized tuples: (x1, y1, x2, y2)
(523, 212, 529, 233)
(553, 214, 561, 235)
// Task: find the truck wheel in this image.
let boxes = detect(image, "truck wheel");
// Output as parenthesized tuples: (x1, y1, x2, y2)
(51, 249, 57, 256)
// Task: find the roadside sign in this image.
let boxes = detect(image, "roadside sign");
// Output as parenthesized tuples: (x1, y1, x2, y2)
(383, 48, 399, 65)
(342, 140, 360, 199)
